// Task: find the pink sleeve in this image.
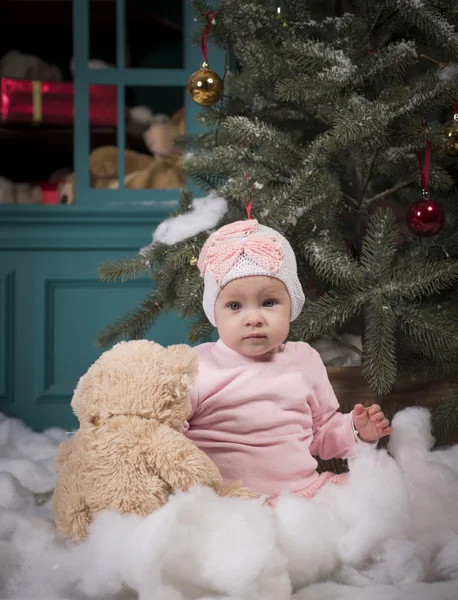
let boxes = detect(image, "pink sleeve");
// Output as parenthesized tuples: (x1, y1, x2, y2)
(305, 346, 356, 461)
(182, 382, 199, 434)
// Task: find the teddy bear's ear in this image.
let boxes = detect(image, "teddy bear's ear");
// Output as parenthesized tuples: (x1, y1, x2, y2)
(69, 341, 135, 423)
(162, 344, 199, 379)
(70, 364, 103, 424)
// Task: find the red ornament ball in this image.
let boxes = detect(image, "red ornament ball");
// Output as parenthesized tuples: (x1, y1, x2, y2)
(406, 198, 445, 237)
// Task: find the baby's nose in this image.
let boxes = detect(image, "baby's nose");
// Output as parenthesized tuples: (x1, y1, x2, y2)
(245, 311, 264, 326)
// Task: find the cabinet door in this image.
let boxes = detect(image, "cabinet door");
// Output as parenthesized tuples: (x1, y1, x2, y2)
(73, 0, 224, 206)
(1, 247, 190, 431)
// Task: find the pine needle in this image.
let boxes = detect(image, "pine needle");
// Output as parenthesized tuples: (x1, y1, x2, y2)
(432, 382, 458, 446)
(360, 209, 399, 280)
(98, 256, 151, 283)
(296, 290, 366, 339)
(363, 297, 398, 396)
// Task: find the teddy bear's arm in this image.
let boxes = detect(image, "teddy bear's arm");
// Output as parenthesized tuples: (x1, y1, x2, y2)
(151, 424, 223, 491)
(54, 437, 75, 471)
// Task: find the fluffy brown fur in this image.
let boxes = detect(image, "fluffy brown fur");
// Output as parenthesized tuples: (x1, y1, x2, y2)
(53, 340, 254, 541)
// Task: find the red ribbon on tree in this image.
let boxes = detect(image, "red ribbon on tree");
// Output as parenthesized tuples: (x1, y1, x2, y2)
(201, 11, 215, 65)
(243, 173, 255, 219)
(417, 139, 432, 194)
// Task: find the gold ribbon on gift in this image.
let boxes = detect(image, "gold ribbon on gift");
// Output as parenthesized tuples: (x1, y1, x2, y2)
(32, 80, 42, 124)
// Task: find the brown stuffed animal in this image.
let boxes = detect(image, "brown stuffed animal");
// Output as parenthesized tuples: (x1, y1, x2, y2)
(53, 340, 253, 541)
(58, 107, 185, 203)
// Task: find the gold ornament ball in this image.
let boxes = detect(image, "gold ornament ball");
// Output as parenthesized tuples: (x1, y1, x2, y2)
(187, 64, 224, 106)
(444, 116, 458, 157)
(189, 255, 198, 266)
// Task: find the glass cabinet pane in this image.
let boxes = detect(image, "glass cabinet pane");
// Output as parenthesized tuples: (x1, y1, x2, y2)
(124, 85, 185, 190)
(0, 0, 75, 206)
(89, 0, 184, 70)
(89, 0, 117, 69)
(126, 0, 184, 69)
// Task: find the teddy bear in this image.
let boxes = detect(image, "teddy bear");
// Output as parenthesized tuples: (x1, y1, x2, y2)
(53, 339, 254, 541)
(58, 107, 185, 204)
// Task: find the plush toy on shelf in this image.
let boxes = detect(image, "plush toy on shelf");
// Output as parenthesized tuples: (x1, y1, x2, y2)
(53, 339, 255, 541)
(58, 107, 185, 204)
(0, 49, 63, 81)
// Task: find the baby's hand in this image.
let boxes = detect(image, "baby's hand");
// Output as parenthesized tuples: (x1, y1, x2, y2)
(352, 403, 392, 442)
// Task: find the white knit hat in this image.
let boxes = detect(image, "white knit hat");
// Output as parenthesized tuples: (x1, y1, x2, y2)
(197, 219, 305, 327)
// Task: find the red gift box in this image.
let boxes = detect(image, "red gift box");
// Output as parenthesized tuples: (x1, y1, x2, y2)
(38, 181, 60, 205)
(0, 78, 117, 127)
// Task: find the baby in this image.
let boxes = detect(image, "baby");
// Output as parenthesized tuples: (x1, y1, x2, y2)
(183, 219, 392, 502)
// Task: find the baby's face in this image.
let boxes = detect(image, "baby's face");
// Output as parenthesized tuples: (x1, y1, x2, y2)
(214, 276, 291, 358)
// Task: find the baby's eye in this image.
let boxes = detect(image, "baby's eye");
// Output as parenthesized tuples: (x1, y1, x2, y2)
(263, 299, 278, 307)
(227, 302, 241, 310)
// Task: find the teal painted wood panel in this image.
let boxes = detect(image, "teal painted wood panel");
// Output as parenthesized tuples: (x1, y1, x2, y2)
(0, 270, 14, 407)
(0, 244, 191, 432)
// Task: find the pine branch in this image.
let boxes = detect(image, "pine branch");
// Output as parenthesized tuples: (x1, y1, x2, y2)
(220, 116, 302, 161)
(95, 293, 162, 348)
(279, 39, 350, 72)
(361, 180, 415, 207)
(328, 101, 391, 153)
(367, 5, 385, 38)
(295, 290, 367, 339)
(389, 71, 458, 122)
(174, 268, 204, 319)
(398, 304, 458, 356)
(185, 170, 224, 193)
(363, 297, 398, 396)
(302, 231, 364, 289)
(188, 314, 215, 344)
(359, 152, 377, 202)
(432, 381, 458, 446)
(142, 243, 172, 266)
(385, 0, 458, 58)
(398, 303, 458, 359)
(265, 169, 341, 224)
(357, 40, 419, 86)
(98, 256, 151, 283)
(275, 69, 354, 105)
(396, 347, 458, 388)
(360, 208, 399, 279)
(388, 260, 458, 301)
(234, 40, 285, 88)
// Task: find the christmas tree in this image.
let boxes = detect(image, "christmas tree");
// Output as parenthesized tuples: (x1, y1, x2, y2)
(98, 0, 458, 441)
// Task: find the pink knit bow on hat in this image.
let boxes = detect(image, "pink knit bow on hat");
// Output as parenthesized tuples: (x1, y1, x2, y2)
(198, 220, 284, 284)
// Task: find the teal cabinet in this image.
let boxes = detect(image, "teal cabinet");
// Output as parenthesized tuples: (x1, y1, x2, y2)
(0, 206, 192, 431)
(0, 0, 223, 431)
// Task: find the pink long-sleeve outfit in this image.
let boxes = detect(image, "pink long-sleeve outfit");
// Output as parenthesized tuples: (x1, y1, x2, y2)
(183, 339, 357, 497)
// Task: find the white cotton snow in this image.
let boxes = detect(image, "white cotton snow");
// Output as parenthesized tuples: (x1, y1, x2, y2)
(438, 65, 458, 82)
(275, 493, 345, 590)
(140, 193, 228, 253)
(0, 406, 458, 599)
(73, 488, 291, 600)
(0, 472, 35, 511)
(294, 579, 458, 600)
